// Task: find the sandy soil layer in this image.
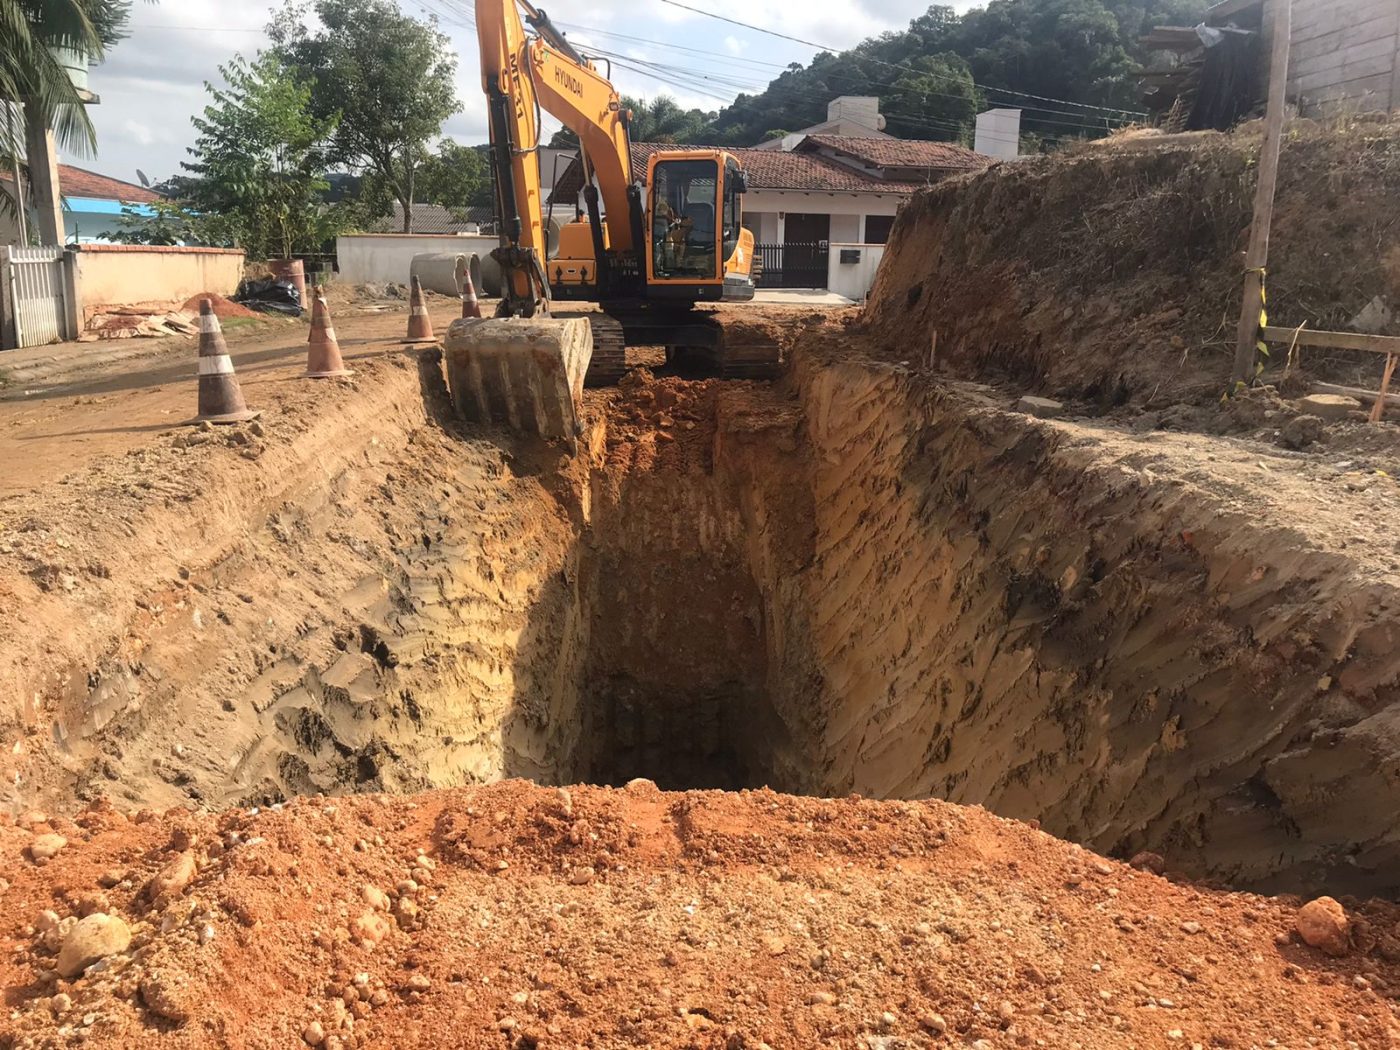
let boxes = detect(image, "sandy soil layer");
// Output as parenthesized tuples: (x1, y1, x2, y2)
(3, 780, 1399, 1050)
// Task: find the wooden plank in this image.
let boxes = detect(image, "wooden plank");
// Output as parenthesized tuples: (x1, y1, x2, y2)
(1262, 326, 1400, 354)
(1292, 0, 1396, 40)
(1234, 0, 1293, 386)
(1314, 381, 1400, 410)
(1292, 35, 1396, 79)
(1208, 0, 1262, 26)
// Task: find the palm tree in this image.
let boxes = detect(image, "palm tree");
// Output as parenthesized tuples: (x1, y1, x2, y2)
(1, 0, 132, 230)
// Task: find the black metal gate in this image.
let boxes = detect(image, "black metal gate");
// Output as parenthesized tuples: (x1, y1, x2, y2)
(754, 242, 829, 289)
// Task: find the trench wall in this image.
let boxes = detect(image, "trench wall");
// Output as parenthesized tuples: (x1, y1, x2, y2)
(11, 343, 1400, 896)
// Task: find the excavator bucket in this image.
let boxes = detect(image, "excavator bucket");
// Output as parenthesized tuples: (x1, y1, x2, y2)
(441, 316, 594, 450)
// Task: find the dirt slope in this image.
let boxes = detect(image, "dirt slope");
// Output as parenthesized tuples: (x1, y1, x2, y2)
(863, 118, 1400, 406)
(4, 780, 1400, 1050)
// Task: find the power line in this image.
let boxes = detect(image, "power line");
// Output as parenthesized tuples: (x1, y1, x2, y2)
(131, 23, 267, 33)
(380, 0, 1060, 149)
(422, 0, 1120, 134)
(653, 0, 1148, 120)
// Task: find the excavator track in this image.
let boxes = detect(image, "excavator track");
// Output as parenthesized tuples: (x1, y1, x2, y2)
(585, 314, 627, 386)
(715, 333, 782, 379)
(552, 311, 627, 386)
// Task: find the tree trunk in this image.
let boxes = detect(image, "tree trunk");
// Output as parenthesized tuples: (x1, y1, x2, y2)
(401, 162, 416, 234)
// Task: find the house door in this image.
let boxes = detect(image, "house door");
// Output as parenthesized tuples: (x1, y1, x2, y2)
(778, 213, 830, 288)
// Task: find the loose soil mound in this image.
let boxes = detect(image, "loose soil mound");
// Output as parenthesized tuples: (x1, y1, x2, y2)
(3, 780, 1399, 1049)
(863, 116, 1400, 407)
(179, 295, 260, 320)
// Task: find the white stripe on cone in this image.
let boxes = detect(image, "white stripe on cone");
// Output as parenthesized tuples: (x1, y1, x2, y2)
(198, 315, 221, 334)
(412, 306, 428, 316)
(320, 328, 337, 341)
(198, 355, 235, 376)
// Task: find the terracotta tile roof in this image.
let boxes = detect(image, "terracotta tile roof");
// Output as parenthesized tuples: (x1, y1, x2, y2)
(55, 164, 162, 203)
(550, 142, 929, 203)
(799, 135, 990, 171)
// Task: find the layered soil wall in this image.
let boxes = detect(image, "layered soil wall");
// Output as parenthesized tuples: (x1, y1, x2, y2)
(7, 340, 1400, 894)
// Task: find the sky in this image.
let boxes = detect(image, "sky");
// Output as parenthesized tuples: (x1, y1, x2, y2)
(76, 0, 979, 187)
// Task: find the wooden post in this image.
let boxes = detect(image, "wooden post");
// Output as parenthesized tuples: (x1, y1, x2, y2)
(1370, 354, 1398, 423)
(1232, 0, 1293, 387)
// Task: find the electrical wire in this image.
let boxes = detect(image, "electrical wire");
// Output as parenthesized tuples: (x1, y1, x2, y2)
(441, 0, 1123, 136)
(653, 0, 1149, 119)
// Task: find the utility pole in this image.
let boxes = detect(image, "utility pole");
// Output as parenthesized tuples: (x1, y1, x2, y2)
(1232, 0, 1293, 387)
(23, 100, 66, 246)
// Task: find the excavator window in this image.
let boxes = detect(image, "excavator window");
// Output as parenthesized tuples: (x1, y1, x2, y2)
(722, 158, 741, 263)
(650, 158, 720, 281)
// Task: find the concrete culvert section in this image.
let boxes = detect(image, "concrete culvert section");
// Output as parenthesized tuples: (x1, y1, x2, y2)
(8, 326, 1400, 900)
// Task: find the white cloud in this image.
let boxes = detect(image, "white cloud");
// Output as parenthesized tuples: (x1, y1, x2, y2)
(121, 120, 155, 147)
(723, 35, 747, 56)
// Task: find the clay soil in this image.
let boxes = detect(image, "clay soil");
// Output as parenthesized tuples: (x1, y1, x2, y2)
(3, 286, 1400, 1047)
(5, 782, 1400, 1050)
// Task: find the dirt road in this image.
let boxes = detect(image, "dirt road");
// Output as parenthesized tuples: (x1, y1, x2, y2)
(0, 302, 463, 500)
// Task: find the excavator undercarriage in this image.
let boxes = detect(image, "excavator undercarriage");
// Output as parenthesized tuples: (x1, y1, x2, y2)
(441, 307, 780, 448)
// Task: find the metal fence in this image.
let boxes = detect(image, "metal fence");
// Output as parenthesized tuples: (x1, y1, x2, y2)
(1, 246, 76, 350)
(754, 242, 830, 289)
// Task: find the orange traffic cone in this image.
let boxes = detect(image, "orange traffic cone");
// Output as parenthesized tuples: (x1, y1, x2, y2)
(305, 285, 352, 378)
(403, 275, 437, 344)
(461, 266, 481, 319)
(193, 300, 259, 424)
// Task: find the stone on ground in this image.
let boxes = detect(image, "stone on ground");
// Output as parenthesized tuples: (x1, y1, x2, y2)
(1016, 395, 1064, 419)
(1298, 393, 1361, 421)
(56, 913, 131, 978)
(1296, 896, 1350, 956)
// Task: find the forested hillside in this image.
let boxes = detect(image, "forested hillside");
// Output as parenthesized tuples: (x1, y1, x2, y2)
(578, 0, 1210, 149)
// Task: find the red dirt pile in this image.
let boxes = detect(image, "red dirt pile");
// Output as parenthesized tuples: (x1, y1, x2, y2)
(4, 781, 1400, 1049)
(179, 294, 260, 320)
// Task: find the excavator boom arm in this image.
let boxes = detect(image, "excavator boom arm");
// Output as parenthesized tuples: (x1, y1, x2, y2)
(476, 0, 636, 276)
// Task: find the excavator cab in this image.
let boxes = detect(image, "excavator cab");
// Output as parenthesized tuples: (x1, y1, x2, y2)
(646, 152, 756, 302)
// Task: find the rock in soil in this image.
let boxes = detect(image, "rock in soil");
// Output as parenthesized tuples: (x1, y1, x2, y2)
(55, 913, 131, 978)
(1298, 393, 1362, 421)
(1296, 896, 1351, 956)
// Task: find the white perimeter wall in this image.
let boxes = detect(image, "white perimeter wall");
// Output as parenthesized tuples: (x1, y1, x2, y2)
(827, 243, 887, 302)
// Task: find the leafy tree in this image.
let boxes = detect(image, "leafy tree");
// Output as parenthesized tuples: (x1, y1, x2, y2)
(701, 0, 1208, 147)
(885, 53, 980, 140)
(417, 139, 491, 214)
(2, 0, 141, 225)
(182, 52, 339, 260)
(269, 0, 460, 233)
(98, 199, 235, 247)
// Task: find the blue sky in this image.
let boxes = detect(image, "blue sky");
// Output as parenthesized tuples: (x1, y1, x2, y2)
(78, 0, 979, 187)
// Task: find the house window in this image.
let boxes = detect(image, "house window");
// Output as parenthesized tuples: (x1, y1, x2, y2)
(864, 215, 894, 244)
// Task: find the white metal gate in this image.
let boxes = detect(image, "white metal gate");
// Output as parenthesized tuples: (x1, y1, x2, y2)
(1, 246, 75, 350)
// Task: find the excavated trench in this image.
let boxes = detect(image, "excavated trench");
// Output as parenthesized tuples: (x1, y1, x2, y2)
(37, 340, 1400, 899)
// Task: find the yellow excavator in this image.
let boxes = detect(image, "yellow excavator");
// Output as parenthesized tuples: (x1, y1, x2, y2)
(442, 0, 780, 444)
